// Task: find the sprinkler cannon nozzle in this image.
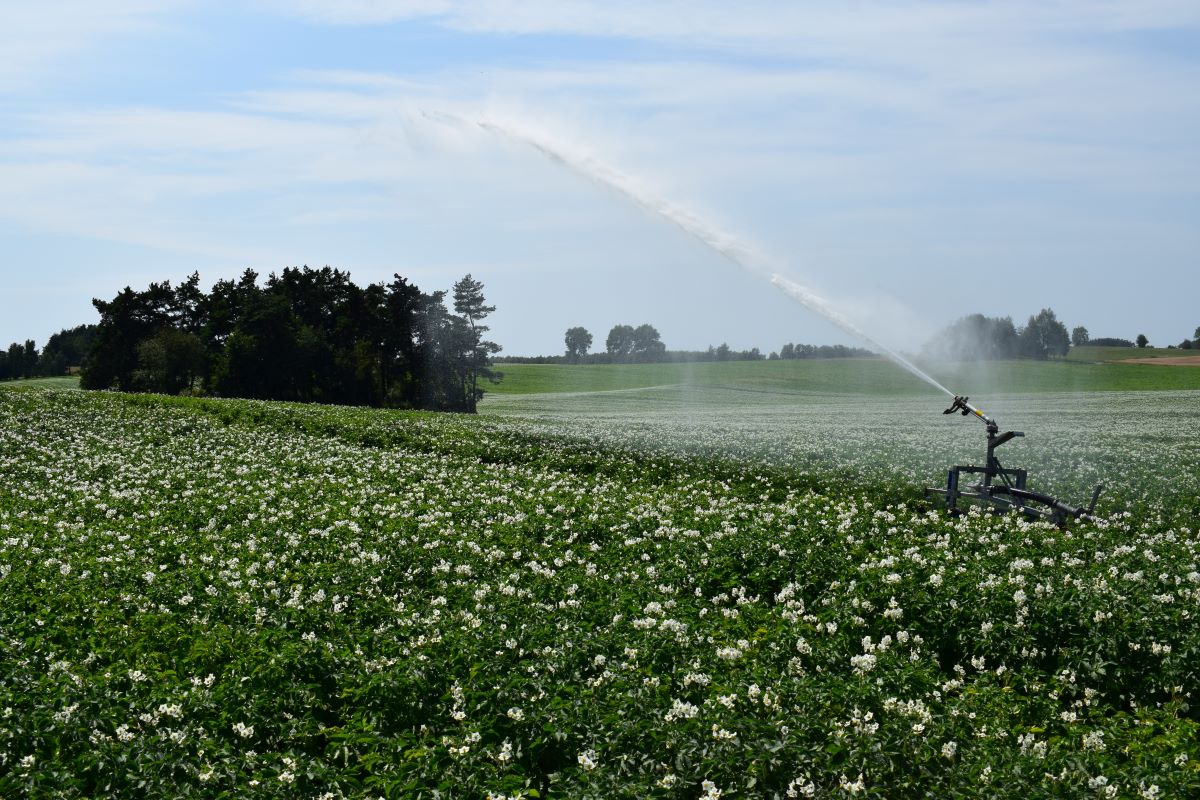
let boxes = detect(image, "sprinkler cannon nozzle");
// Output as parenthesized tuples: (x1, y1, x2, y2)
(942, 395, 970, 416)
(943, 396, 997, 433)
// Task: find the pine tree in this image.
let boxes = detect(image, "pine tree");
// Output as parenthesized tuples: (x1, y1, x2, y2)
(452, 274, 501, 412)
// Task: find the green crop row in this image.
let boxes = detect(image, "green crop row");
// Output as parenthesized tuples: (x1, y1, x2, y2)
(0, 387, 1197, 798)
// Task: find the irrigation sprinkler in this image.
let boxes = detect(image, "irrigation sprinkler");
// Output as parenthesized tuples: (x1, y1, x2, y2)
(927, 396, 1102, 526)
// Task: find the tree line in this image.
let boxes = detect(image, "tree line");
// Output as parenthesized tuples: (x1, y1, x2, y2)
(776, 343, 874, 360)
(492, 325, 875, 364)
(66, 267, 500, 412)
(558, 324, 669, 363)
(7, 302, 1198, 385)
(922, 309, 1071, 361)
(921, 310, 1200, 361)
(0, 325, 99, 382)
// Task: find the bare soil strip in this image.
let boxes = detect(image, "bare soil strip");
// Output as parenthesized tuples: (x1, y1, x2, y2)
(1119, 355, 1200, 366)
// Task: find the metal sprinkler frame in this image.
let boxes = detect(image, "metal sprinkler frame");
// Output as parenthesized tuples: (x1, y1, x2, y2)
(927, 396, 1102, 526)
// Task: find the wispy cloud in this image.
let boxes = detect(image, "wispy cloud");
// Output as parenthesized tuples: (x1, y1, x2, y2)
(2, 2, 1197, 350)
(0, 1, 183, 92)
(270, 0, 1200, 40)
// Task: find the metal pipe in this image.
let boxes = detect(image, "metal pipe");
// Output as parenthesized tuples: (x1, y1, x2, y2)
(943, 395, 997, 432)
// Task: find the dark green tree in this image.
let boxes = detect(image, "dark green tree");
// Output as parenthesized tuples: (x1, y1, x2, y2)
(38, 325, 99, 376)
(83, 286, 173, 390)
(173, 272, 207, 334)
(20, 340, 39, 378)
(383, 275, 423, 407)
(452, 274, 501, 412)
(605, 325, 635, 361)
(631, 324, 666, 362)
(80, 267, 492, 410)
(1019, 309, 1070, 360)
(1136, 333, 1149, 348)
(329, 279, 387, 406)
(416, 291, 467, 411)
(564, 327, 592, 362)
(213, 291, 301, 400)
(1071, 326, 1089, 348)
(133, 328, 207, 394)
(6, 343, 25, 379)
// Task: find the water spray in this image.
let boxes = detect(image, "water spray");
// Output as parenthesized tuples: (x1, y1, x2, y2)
(422, 110, 954, 395)
(425, 111, 1101, 521)
(768, 275, 954, 397)
(929, 395, 1103, 525)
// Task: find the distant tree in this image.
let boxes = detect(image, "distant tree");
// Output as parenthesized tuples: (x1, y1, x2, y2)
(214, 290, 302, 400)
(1181, 339, 1194, 350)
(415, 290, 462, 410)
(266, 266, 353, 402)
(19, 340, 39, 378)
(1071, 326, 1089, 348)
(133, 328, 207, 394)
(605, 325, 635, 360)
(452, 274, 501, 412)
(38, 324, 99, 376)
(4, 343, 22, 380)
(382, 275, 423, 407)
(173, 271, 207, 334)
(1086, 337, 1134, 348)
(203, 269, 260, 348)
(83, 284, 176, 390)
(1194, 326, 1200, 342)
(1136, 333, 1149, 348)
(992, 317, 1021, 358)
(715, 343, 731, 361)
(1019, 309, 1070, 360)
(924, 313, 1020, 360)
(419, 289, 495, 412)
(631, 324, 666, 362)
(564, 327, 592, 362)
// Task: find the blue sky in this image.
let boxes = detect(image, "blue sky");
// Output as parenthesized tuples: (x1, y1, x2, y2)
(3, 1, 1198, 356)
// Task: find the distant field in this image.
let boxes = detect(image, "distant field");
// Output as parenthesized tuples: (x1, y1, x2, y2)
(490, 359, 927, 396)
(1065, 345, 1189, 362)
(1121, 355, 1200, 367)
(7, 358, 1198, 400)
(1, 376, 81, 390)
(488, 357, 1200, 398)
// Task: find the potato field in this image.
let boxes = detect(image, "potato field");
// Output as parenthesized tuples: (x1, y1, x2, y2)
(1, 386, 1198, 798)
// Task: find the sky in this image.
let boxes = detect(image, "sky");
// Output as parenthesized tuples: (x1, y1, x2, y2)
(2, 1, 1198, 356)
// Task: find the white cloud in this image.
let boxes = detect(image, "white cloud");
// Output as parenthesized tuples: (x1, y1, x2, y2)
(0, 160, 278, 262)
(3, 1, 1197, 349)
(271, 1, 1200, 42)
(0, 1, 184, 92)
(3, 40, 1194, 286)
